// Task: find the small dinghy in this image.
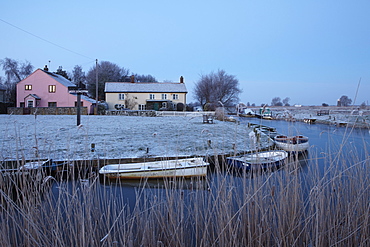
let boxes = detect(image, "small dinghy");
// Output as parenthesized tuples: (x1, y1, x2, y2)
(226, 150, 288, 171)
(274, 135, 309, 153)
(99, 157, 209, 180)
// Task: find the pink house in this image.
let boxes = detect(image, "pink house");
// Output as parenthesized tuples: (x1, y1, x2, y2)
(17, 67, 95, 114)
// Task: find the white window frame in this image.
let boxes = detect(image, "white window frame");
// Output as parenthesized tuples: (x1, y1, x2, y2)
(138, 104, 146, 110)
(172, 94, 179, 100)
(161, 94, 167, 100)
(149, 94, 155, 100)
(119, 93, 125, 100)
(161, 102, 167, 108)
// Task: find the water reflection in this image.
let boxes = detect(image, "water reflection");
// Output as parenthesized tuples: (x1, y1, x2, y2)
(101, 177, 209, 191)
(46, 118, 369, 207)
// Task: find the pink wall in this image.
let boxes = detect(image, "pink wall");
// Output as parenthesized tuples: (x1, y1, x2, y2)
(17, 69, 93, 112)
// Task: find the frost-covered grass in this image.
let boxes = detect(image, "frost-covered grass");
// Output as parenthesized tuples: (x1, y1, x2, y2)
(0, 114, 270, 161)
(270, 106, 370, 128)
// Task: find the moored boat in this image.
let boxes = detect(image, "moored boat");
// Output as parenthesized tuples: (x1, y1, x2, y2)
(19, 159, 73, 180)
(257, 107, 273, 119)
(226, 150, 288, 171)
(255, 126, 279, 139)
(99, 157, 209, 179)
(20, 159, 55, 170)
(274, 135, 309, 153)
(303, 118, 316, 124)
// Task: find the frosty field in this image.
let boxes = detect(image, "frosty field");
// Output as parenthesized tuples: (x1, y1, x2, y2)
(0, 114, 267, 161)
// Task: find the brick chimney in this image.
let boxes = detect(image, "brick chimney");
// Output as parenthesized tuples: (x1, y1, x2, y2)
(180, 76, 184, 83)
(130, 75, 135, 83)
(44, 65, 49, 71)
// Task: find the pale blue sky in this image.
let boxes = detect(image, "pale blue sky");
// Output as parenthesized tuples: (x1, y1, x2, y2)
(1, 0, 369, 106)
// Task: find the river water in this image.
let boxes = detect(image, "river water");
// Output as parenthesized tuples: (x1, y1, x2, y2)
(50, 118, 370, 209)
(243, 117, 369, 190)
(246, 117, 370, 152)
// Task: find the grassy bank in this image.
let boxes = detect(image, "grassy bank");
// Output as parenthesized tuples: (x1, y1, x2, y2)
(0, 115, 272, 161)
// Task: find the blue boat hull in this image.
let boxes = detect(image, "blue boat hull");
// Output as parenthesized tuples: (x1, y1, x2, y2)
(226, 150, 288, 171)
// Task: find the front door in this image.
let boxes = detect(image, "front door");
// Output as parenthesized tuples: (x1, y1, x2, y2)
(27, 100, 34, 107)
(153, 102, 159, 111)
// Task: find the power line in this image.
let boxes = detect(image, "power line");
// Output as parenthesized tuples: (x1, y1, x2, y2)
(0, 18, 95, 61)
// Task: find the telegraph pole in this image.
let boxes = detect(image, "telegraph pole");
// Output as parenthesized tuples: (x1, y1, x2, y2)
(95, 59, 98, 115)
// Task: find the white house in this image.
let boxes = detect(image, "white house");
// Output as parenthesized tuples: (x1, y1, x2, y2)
(105, 76, 187, 111)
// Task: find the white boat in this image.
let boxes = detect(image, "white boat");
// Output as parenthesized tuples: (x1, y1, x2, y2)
(99, 157, 209, 179)
(20, 159, 54, 170)
(20, 159, 59, 175)
(227, 150, 288, 171)
(274, 135, 309, 153)
(19, 159, 72, 180)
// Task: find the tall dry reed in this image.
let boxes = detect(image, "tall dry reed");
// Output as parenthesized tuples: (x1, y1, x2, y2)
(0, 117, 369, 246)
(1, 145, 368, 246)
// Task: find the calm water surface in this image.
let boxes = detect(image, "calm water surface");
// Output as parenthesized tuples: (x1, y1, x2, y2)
(51, 118, 370, 209)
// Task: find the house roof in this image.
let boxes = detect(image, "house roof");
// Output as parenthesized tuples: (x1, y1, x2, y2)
(43, 70, 96, 103)
(69, 93, 96, 104)
(25, 94, 41, 100)
(105, 82, 188, 93)
(17, 69, 76, 88)
(42, 70, 75, 87)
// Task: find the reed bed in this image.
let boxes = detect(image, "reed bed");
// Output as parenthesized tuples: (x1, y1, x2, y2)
(0, 144, 369, 246)
(0, 116, 369, 246)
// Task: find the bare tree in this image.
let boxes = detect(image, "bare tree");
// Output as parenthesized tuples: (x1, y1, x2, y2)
(271, 97, 282, 106)
(71, 65, 86, 87)
(1, 58, 33, 81)
(0, 58, 33, 103)
(0, 76, 5, 101)
(338, 95, 352, 106)
(194, 69, 241, 109)
(124, 94, 138, 109)
(282, 97, 290, 106)
(86, 61, 130, 100)
(194, 74, 211, 107)
(132, 74, 157, 83)
(55, 66, 71, 80)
